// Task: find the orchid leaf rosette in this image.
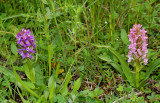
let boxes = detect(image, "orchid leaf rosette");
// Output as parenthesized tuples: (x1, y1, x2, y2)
(16, 28, 36, 83)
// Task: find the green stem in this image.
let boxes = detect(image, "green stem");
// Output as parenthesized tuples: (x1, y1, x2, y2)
(136, 62, 140, 88)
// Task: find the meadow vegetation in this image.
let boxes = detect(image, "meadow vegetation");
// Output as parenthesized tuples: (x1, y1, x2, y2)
(0, 0, 160, 102)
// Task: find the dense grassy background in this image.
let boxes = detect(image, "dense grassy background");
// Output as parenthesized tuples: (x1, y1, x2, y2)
(0, 0, 160, 102)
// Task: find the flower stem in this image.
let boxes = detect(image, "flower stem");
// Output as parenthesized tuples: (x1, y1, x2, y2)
(136, 62, 140, 88)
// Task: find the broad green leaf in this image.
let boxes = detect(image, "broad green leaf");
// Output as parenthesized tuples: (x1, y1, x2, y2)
(139, 59, 160, 88)
(48, 75, 54, 91)
(35, 64, 44, 85)
(120, 29, 129, 45)
(24, 61, 35, 83)
(116, 85, 123, 92)
(11, 43, 18, 55)
(67, 57, 74, 64)
(61, 87, 68, 97)
(0, 66, 15, 79)
(155, 83, 159, 88)
(86, 96, 96, 103)
(55, 63, 60, 80)
(61, 71, 71, 95)
(107, 47, 135, 87)
(57, 95, 67, 103)
(1, 100, 8, 103)
(144, 88, 152, 94)
(48, 74, 56, 102)
(12, 65, 39, 98)
(23, 81, 35, 89)
(150, 0, 157, 4)
(88, 91, 95, 98)
(52, 93, 58, 102)
(81, 89, 90, 95)
(36, 95, 48, 103)
(9, 25, 19, 37)
(98, 55, 125, 78)
(49, 62, 61, 102)
(94, 44, 135, 86)
(43, 89, 49, 99)
(72, 78, 81, 94)
(42, 0, 48, 5)
(93, 87, 104, 97)
(124, 87, 132, 92)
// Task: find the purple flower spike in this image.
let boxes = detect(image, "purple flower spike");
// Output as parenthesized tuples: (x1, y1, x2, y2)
(127, 24, 148, 65)
(16, 29, 36, 59)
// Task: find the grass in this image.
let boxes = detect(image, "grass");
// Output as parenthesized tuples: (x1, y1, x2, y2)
(0, 0, 160, 102)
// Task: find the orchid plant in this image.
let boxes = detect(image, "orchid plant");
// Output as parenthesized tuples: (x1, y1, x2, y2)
(127, 24, 148, 88)
(12, 29, 83, 102)
(98, 24, 160, 89)
(15, 28, 36, 83)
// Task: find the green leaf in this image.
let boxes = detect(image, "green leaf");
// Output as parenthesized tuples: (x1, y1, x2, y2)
(120, 29, 129, 45)
(48, 75, 54, 91)
(107, 47, 135, 87)
(139, 59, 160, 88)
(94, 44, 135, 87)
(93, 87, 104, 97)
(57, 95, 67, 103)
(55, 63, 60, 80)
(35, 64, 44, 85)
(88, 91, 95, 98)
(1, 100, 8, 103)
(150, 0, 157, 4)
(147, 92, 159, 102)
(11, 43, 18, 55)
(124, 87, 132, 92)
(23, 61, 35, 83)
(36, 95, 48, 103)
(72, 78, 81, 94)
(155, 83, 159, 88)
(81, 89, 90, 95)
(0, 66, 15, 80)
(144, 88, 152, 94)
(61, 71, 71, 95)
(42, 0, 48, 5)
(48, 74, 56, 102)
(98, 55, 126, 79)
(61, 87, 68, 97)
(12, 65, 39, 98)
(23, 81, 35, 89)
(116, 85, 123, 92)
(86, 96, 96, 103)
